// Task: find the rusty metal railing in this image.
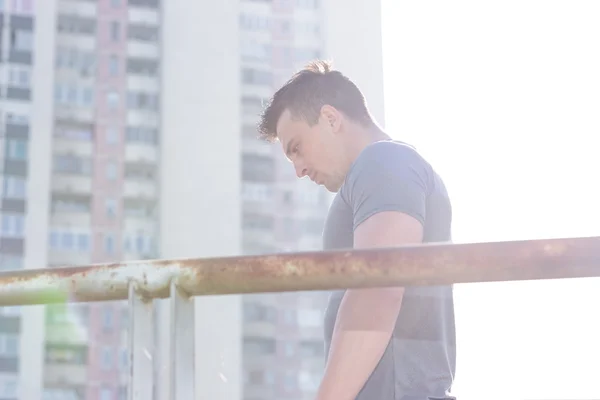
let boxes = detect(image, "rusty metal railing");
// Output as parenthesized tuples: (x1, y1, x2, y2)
(1, 236, 599, 400)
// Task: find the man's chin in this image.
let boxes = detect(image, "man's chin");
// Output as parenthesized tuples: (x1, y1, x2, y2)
(323, 181, 341, 193)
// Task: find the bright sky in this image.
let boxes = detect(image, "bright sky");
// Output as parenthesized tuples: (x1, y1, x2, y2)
(381, 1, 600, 399)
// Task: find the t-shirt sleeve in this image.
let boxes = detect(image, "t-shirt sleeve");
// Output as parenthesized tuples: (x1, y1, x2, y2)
(342, 142, 431, 231)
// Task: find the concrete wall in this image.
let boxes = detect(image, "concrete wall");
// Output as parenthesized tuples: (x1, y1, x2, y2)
(20, 0, 57, 399)
(159, 0, 242, 399)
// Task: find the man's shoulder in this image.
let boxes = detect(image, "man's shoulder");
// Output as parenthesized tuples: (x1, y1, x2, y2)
(358, 139, 420, 161)
(343, 140, 432, 186)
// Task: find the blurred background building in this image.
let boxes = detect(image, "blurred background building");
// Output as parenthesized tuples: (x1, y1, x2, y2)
(0, 0, 383, 399)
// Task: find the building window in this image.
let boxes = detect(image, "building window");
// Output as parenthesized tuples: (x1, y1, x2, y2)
(3, 176, 27, 199)
(0, 376, 17, 399)
(283, 371, 297, 391)
(106, 127, 119, 144)
(12, 0, 34, 14)
(77, 233, 90, 251)
(8, 67, 31, 88)
(297, 309, 321, 327)
(1, 214, 25, 238)
(119, 348, 128, 370)
(57, 14, 96, 36)
(81, 87, 94, 106)
(128, 23, 159, 42)
(126, 126, 157, 144)
(298, 371, 320, 391)
(239, 14, 271, 31)
(284, 342, 295, 357)
(242, 213, 274, 231)
(101, 347, 113, 370)
(55, 124, 93, 141)
(56, 47, 95, 74)
(100, 387, 112, 400)
(108, 55, 119, 76)
(110, 21, 121, 41)
(105, 198, 117, 218)
(6, 113, 29, 125)
(127, 91, 159, 111)
(243, 337, 276, 355)
(11, 29, 33, 51)
(0, 334, 19, 357)
(242, 183, 273, 202)
(52, 198, 90, 213)
(107, 91, 120, 109)
(127, 57, 159, 76)
(296, 0, 318, 9)
(102, 306, 113, 330)
(55, 84, 94, 107)
(60, 232, 73, 249)
(6, 139, 28, 160)
(241, 68, 273, 86)
(106, 161, 118, 180)
(242, 154, 275, 182)
(53, 154, 92, 175)
(104, 233, 115, 254)
(0, 255, 23, 271)
(50, 230, 90, 252)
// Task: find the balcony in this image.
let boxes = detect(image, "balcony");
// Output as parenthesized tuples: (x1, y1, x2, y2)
(45, 323, 89, 346)
(128, 7, 160, 25)
(127, 110, 160, 128)
(53, 138, 94, 158)
(57, 0, 97, 18)
(54, 106, 95, 124)
(127, 74, 160, 93)
(55, 33, 96, 52)
(242, 135, 272, 157)
(123, 216, 156, 233)
(127, 40, 160, 59)
(125, 143, 158, 164)
(124, 179, 157, 199)
(48, 250, 92, 267)
(44, 363, 88, 386)
(51, 174, 93, 196)
(123, 198, 157, 219)
(243, 322, 277, 339)
(50, 210, 91, 227)
(241, 84, 273, 103)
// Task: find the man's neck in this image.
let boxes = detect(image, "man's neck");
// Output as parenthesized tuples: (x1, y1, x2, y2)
(344, 124, 391, 167)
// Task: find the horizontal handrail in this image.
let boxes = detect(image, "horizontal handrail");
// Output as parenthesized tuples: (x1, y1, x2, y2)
(0, 236, 599, 306)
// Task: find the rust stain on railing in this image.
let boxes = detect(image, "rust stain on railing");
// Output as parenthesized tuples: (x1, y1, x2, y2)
(0, 236, 598, 306)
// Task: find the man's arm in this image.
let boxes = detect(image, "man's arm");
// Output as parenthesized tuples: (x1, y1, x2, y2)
(315, 212, 423, 400)
(316, 142, 429, 400)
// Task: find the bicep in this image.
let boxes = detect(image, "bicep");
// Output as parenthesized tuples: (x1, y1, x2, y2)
(337, 145, 430, 329)
(346, 144, 429, 249)
(354, 210, 423, 249)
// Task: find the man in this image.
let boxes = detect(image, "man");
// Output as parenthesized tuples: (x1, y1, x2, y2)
(258, 61, 456, 400)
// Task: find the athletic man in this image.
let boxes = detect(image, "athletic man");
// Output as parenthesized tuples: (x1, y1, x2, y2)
(258, 61, 456, 400)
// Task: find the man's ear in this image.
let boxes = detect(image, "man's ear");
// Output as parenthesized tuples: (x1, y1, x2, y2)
(320, 105, 342, 133)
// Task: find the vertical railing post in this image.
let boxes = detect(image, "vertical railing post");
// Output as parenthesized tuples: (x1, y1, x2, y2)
(170, 281, 196, 400)
(128, 284, 155, 400)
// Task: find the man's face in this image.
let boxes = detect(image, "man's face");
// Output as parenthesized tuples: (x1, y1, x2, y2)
(276, 108, 344, 192)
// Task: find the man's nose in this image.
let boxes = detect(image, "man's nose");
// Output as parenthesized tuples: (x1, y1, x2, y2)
(295, 164, 307, 178)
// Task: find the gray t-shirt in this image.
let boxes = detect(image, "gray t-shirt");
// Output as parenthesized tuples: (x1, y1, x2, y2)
(322, 140, 456, 400)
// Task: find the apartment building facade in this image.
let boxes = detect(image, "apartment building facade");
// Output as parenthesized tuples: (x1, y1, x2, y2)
(0, 0, 384, 399)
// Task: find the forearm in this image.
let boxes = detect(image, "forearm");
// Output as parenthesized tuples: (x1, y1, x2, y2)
(316, 287, 404, 400)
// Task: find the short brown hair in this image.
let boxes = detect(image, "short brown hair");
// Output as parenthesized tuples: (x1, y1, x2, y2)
(257, 60, 375, 142)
